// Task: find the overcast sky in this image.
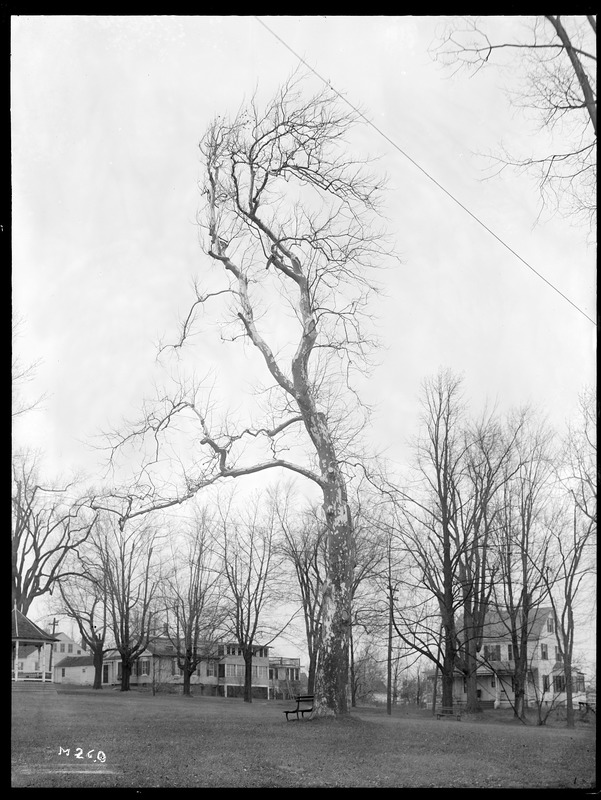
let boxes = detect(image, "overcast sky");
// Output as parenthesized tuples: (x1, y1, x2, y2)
(11, 16, 596, 652)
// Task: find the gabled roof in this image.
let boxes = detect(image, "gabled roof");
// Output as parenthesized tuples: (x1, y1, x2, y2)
(55, 655, 95, 669)
(480, 606, 553, 641)
(12, 608, 58, 643)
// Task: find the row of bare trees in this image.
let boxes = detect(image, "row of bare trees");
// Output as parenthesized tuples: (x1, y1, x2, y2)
(361, 371, 596, 728)
(12, 374, 595, 724)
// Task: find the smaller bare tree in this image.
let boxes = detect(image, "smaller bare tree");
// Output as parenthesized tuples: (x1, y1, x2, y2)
(162, 506, 227, 696)
(12, 451, 97, 615)
(217, 492, 286, 702)
(94, 515, 164, 691)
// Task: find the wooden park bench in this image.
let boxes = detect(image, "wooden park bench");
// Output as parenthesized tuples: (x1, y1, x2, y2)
(436, 706, 462, 720)
(284, 694, 315, 721)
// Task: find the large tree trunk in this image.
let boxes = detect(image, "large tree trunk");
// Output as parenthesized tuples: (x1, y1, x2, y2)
(307, 650, 317, 695)
(313, 479, 353, 717)
(463, 617, 480, 713)
(182, 664, 192, 697)
(564, 654, 575, 729)
(349, 622, 356, 708)
(120, 660, 131, 691)
(92, 647, 103, 690)
(244, 653, 253, 703)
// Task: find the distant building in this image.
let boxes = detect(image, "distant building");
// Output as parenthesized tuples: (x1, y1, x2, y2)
(268, 656, 303, 699)
(52, 632, 88, 660)
(101, 638, 279, 698)
(54, 656, 96, 685)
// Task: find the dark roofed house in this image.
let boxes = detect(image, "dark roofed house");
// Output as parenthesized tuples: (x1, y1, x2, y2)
(12, 606, 58, 683)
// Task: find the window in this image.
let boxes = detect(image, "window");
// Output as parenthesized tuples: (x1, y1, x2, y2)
(555, 646, 562, 663)
(53, 644, 58, 652)
(61, 668, 66, 677)
(491, 675, 496, 688)
(257, 666, 268, 680)
(217, 644, 225, 657)
(540, 643, 548, 660)
(484, 645, 501, 661)
(237, 665, 245, 678)
(60, 644, 65, 653)
(226, 664, 237, 677)
(576, 674, 585, 692)
(171, 659, 177, 676)
(547, 617, 554, 633)
(141, 660, 150, 676)
(18, 662, 24, 670)
(117, 662, 122, 679)
(507, 645, 513, 661)
(218, 664, 225, 678)
(553, 675, 566, 693)
(68, 644, 73, 653)
(34, 662, 39, 671)
(206, 660, 216, 677)
(543, 674, 550, 693)
(76, 649, 81, 655)
(269, 668, 274, 680)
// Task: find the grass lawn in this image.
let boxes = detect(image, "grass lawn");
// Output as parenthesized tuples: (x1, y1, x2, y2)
(11, 685, 596, 788)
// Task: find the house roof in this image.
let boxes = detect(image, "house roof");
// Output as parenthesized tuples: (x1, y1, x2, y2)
(12, 608, 58, 643)
(480, 606, 553, 641)
(55, 656, 95, 669)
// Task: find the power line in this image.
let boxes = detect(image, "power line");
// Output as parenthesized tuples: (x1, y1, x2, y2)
(255, 16, 597, 328)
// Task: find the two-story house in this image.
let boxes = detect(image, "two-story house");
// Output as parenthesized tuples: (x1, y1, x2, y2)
(428, 607, 586, 711)
(101, 638, 275, 698)
(470, 606, 586, 710)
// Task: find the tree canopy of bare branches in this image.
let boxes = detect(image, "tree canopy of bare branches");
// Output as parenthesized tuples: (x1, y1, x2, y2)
(12, 451, 96, 615)
(433, 15, 597, 231)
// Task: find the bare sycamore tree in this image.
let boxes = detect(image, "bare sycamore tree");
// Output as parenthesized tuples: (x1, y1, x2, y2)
(94, 515, 164, 691)
(433, 15, 597, 230)
(216, 493, 285, 702)
(101, 72, 391, 715)
(12, 451, 97, 615)
(162, 507, 226, 696)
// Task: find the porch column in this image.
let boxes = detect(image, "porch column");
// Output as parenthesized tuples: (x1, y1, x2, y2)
(14, 640, 19, 681)
(41, 642, 46, 683)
